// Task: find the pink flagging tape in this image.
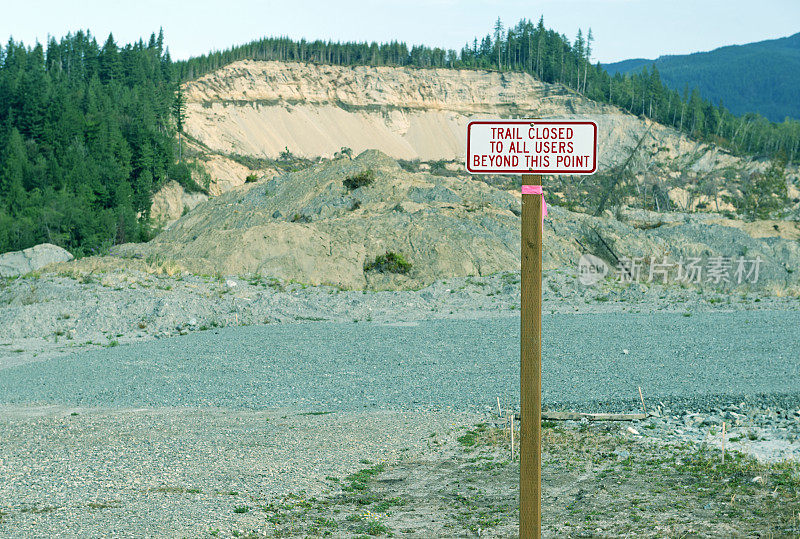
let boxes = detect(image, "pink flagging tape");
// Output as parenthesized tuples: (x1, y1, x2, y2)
(521, 185, 548, 225)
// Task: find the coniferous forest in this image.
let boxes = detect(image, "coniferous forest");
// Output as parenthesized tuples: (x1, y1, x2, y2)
(603, 33, 800, 123)
(0, 30, 188, 255)
(1, 19, 799, 256)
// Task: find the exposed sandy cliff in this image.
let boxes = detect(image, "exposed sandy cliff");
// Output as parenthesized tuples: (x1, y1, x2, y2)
(183, 60, 737, 170)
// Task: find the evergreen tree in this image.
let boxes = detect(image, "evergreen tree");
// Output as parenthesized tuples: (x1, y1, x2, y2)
(493, 18, 503, 70)
(173, 86, 187, 162)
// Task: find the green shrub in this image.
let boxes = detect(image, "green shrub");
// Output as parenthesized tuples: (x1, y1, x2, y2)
(290, 213, 311, 223)
(244, 173, 258, 183)
(364, 251, 412, 274)
(344, 170, 375, 190)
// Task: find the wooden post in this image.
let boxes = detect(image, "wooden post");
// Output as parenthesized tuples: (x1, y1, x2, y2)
(520, 174, 542, 538)
(722, 422, 726, 465)
(638, 386, 647, 415)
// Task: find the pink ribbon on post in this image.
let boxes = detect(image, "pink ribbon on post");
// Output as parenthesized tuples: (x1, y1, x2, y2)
(521, 185, 548, 227)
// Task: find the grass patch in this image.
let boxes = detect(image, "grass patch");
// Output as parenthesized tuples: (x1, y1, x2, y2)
(344, 464, 387, 492)
(372, 497, 405, 512)
(457, 423, 489, 447)
(87, 500, 119, 509)
(355, 520, 390, 535)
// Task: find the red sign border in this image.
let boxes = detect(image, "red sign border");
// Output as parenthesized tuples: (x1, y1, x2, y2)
(465, 120, 598, 175)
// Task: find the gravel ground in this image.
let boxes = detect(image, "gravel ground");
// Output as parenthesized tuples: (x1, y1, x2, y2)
(1, 312, 799, 414)
(2, 268, 797, 369)
(2, 269, 799, 537)
(0, 406, 480, 538)
(641, 402, 800, 462)
(1, 405, 798, 537)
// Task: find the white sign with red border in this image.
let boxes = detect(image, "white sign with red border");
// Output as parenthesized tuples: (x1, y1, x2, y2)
(466, 120, 598, 175)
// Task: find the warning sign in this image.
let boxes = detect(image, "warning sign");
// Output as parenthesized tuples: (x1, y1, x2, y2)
(465, 120, 598, 175)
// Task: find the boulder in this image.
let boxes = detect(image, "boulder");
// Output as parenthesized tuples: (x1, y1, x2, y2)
(0, 243, 74, 278)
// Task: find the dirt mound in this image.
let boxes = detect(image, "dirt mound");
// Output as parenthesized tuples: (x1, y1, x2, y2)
(117, 150, 521, 289)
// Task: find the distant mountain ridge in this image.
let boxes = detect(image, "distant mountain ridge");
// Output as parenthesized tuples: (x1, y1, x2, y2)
(603, 33, 800, 122)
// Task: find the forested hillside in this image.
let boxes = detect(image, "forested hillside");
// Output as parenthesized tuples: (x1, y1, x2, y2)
(0, 31, 190, 255)
(1, 20, 799, 257)
(604, 33, 800, 123)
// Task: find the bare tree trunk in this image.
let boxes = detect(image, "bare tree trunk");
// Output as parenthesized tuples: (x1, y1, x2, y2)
(595, 127, 652, 216)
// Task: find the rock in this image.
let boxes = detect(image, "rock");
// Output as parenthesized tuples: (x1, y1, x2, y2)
(627, 427, 640, 436)
(0, 244, 74, 278)
(188, 318, 198, 327)
(225, 280, 237, 288)
(150, 181, 207, 228)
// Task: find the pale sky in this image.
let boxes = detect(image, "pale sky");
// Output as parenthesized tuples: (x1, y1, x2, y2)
(2, 0, 798, 64)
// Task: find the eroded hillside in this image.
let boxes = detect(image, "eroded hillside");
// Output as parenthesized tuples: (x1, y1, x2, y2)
(183, 60, 736, 170)
(157, 59, 800, 229)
